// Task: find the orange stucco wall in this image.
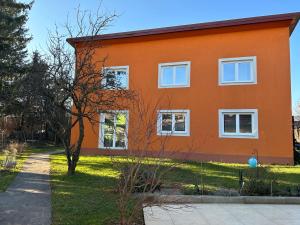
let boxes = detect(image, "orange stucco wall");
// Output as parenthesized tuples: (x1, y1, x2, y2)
(71, 21, 294, 164)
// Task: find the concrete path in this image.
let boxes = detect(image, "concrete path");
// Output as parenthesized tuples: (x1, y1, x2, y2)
(144, 203, 300, 225)
(0, 151, 62, 225)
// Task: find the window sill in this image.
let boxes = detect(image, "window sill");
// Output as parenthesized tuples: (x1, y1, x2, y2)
(218, 82, 257, 86)
(99, 147, 127, 150)
(157, 132, 190, 137)
(158, 85, 190, 89)
(219, 134, 258, 139)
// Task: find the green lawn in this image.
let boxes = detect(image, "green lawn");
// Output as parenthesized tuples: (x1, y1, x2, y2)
(50, 154, 300, 225)
(0, 145, 61, 192)
(51, 155, 120, 225)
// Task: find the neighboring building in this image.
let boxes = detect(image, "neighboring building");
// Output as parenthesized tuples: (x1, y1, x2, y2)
(294, 117, 300, 143)
(68, 13, 300, 164)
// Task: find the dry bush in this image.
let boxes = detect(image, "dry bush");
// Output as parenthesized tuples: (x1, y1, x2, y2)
(8, 142, 27, 154)
(108, 96, 195, 225)
(1, 142, 27, 171)
(2, 144, 17, 171)
(241, 167, 278, 196)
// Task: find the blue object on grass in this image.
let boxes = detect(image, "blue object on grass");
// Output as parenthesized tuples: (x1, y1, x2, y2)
(248, 157, 258, 168)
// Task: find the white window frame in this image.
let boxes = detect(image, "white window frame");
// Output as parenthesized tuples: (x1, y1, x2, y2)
(158, 61, 191, 88)
(219, 56, 257, 85)
(99, 110, 129, 150)
(102, 66, 129, 89)
(157, 110, 190, 136)
(219, 109, 258, 139)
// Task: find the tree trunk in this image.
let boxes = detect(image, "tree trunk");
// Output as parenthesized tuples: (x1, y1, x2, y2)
(67, 158, 77, 175)
(66, 116, 84, 175)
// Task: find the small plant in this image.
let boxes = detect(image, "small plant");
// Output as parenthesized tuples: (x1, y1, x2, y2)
(238, 169, 244, 194)
(241, 167, 278, 196)
(193, 175, 207, 195)
(2, 148, 17, 171)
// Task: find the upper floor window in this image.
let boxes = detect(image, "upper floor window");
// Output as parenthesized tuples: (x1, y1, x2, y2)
(219, 109, 258, 138)
(219, 57, 256, 85)
(158, 62, 190, 88)
(102, 66, 129, 89)
(157, 110, 190, 136)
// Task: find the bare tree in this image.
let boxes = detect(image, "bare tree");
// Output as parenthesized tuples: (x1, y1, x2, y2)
(43, 6, 135, 174)
(109, 96, 194, 225)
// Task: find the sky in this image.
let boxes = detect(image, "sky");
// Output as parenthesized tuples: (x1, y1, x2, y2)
(24, 0, 300, 112)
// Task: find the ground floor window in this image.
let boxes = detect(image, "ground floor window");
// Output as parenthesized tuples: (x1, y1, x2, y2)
(99, 111, 128, 149)
(219, 109, 258, 138)
(157, 110, 190, 136)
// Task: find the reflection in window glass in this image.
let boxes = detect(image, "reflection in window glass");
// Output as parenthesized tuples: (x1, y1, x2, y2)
(220, 111, 257, 137)
(220, 58, 255, 84)
(223, 63, 235, 82)
(103, 114, 114, 147)
(161, 67, 173, 86)
(174, 113, 185, 131)
(174, 66, 187, 85)
(238, 62, 251, 81)
(104, 68, 128, 89)
(159, 111, 189, 135)
(239, 114, 252, 133)
(224, 114, 236, 133)
(102, 112, 127, 148)
(104, 134, 113, 147)
(106, 71, 116, 88)
(160, 63, 189, 87)
(116, 70, 128, 88)
(162, 113, 172, 131)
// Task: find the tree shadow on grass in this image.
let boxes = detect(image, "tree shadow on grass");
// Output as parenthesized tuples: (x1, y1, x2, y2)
(51, 171, 120, 225)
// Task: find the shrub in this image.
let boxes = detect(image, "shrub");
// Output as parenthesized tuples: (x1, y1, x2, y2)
(119, 165, 162, 193)
(1, 142, 26, 171)
(9, 142, 27, 154)
(2, 149, 17, 171)
(241, 167, 278, 196)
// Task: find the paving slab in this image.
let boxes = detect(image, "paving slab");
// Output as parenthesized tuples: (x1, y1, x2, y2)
(144, 204, 300, 225)
(0, 151, 62, 225)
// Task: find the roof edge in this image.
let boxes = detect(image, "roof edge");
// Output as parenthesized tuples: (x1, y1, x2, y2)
(67, 12, 300, 47)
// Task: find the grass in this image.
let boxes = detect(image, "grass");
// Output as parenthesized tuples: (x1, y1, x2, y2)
(0, 144, 61, 192)
(50, 154, 300, 225)
(51, 155, 119, 225)
(164, 161, 300, 194)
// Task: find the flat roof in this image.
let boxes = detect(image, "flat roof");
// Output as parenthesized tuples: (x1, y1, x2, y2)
(67, 12, 300, 47)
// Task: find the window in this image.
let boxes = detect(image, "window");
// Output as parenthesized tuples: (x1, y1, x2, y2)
(99, 111, 128, 149)
(157, 110, 190, 136)
(102, 66, 129, 89)
(219, 109, 258, 138)
(219, 57, 256, 85)
(158, 62, 190, 88)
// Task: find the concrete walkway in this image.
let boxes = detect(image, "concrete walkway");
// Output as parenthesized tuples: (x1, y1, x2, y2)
(144, 204, 300, 225)
(0, 151, 62, 225)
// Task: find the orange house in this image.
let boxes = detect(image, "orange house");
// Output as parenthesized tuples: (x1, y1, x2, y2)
(68, 13, 300, 164)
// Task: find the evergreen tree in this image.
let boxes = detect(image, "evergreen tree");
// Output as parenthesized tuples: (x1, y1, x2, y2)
(16, 51, 48, 140)
(0, 0, 32, 115)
